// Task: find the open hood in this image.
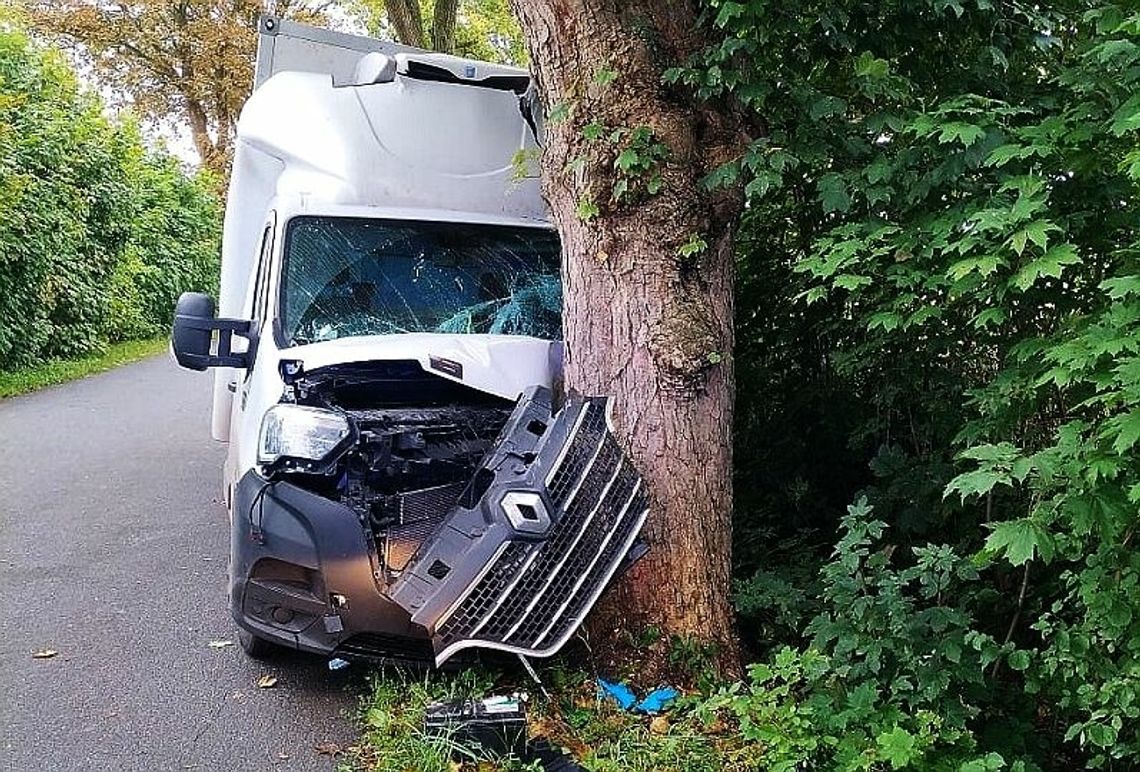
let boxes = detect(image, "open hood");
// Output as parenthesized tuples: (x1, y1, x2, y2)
(278, 333, 562, 401)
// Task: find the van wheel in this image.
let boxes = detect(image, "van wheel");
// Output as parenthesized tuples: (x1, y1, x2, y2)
(238, 628, 279, 660)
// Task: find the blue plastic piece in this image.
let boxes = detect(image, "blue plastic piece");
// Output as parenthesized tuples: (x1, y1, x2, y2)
(597, 678, 637, 710)
(635, 687, 680, 714)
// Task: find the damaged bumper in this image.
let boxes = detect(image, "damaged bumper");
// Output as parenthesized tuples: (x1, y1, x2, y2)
(391, 387, 650, 666)
(230, 386, 649, 667)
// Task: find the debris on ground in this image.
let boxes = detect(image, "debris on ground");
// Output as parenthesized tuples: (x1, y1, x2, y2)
(423, 694, 587, 771)
(597, 679, 679, 714)
(256, 674, 278, 688)
(207, 639, 234, 649)
(314, 742, 341, 756)
(327, 657, 350, 671)
(424, 695, 528, 759)
(32, 649, 58, 659)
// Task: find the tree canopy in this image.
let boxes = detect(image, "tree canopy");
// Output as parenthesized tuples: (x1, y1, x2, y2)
(0, 14, 220, 369)
(355, 0, 525, 62)
(27, 0, 326, 174)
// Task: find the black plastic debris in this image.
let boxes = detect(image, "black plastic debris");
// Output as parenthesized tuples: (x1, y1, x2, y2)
(423, 694, 585, 771)
(424, 695, 527, 759)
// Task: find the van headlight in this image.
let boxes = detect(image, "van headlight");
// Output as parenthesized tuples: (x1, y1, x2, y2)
(258, 404, 351, 472)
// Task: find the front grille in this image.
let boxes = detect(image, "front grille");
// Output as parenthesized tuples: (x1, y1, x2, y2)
(434, 399, 649, 657)
(335, 632, 435, 663)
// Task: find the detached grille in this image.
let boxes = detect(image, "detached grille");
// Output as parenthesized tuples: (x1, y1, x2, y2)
(388, 388, 650, 666)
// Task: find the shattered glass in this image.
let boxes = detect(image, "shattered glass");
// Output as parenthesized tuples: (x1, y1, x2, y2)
(280, 217, 561, 346)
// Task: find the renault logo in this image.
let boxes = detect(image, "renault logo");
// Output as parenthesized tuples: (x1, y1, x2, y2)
(500, 491, 550, 534)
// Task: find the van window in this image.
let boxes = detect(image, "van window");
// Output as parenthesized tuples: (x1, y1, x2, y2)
(279, 217, 561, 346)
(251, 223, 274, 322)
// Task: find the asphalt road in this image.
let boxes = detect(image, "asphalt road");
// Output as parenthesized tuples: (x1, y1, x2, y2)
(0, 354, 362, 771)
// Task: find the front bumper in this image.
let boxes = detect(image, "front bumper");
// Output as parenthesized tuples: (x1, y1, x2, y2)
(229, 386, 649, 667)
(230, 472, 434, 662)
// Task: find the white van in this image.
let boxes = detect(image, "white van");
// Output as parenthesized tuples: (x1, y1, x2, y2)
(171, 17, 647, 667)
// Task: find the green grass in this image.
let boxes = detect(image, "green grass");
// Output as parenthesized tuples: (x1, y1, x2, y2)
(340, 668, 543, 772)
(344, 665, 734, 772)
(0, 337, 169, 399)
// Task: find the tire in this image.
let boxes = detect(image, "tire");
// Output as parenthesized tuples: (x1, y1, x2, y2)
(238, 627, 280, 660)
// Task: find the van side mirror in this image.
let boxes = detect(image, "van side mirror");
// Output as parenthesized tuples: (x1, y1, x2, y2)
(171, 292, 253, 371)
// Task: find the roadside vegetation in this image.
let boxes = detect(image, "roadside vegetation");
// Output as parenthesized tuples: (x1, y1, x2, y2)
(0, 12, 220, 386)
(9, 0, 1140, 768)
(349, 1, 1140, 770)
(0, 337, 168, 399)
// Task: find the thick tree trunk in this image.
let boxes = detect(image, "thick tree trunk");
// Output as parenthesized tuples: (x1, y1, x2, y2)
(431, 0, 460, 53)
(385, 0, 426, 48)
(509, 0, 745, 676)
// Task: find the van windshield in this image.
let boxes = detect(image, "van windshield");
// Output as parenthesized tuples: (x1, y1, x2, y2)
(280, 217, 562, 346)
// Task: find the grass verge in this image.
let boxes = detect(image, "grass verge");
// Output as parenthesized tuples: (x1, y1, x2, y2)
(0, 337, 168, 399)
(341, 664, 735, 772)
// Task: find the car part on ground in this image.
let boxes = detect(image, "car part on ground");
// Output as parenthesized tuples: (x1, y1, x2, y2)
(389, 386, 650, 666)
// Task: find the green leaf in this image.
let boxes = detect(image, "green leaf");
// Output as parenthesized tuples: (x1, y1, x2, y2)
(949, 254, 1002, 280)
(972, 308, 1005, 328)
(938, 121, 986, 146)
(1012, 243, 1079, 290)
(818, 173, 851, 213)
(1008, 649, 1031, 671)
(984, 144, 1028, 167)
(984, 519, 1052, 566)
(615, 149, 639, 172)
(1109, 409, 1140, 454)
(714, 1, 745, 27)
(876, 726, 918, 769)
(868, 312, 902, 332)
(582, 121, 606, 141)
(575, 195, 599, 221)
(833, 274, 871, 291)
(1110, 93, 1140, 136)
(593, 67, 618, 86)
(854, 52, 890, 80)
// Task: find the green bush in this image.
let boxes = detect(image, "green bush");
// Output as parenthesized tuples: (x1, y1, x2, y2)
(0, 20, 219, 371)
(673, 0, 1140, 767)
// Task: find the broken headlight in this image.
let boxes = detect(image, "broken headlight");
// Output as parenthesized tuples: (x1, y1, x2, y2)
(258, 404, 351, 473)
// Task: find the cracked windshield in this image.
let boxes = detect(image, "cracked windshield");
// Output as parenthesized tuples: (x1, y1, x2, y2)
(281, 217, 562, 345)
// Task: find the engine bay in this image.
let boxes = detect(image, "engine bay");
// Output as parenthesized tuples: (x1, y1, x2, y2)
(276, 359, 513, 577)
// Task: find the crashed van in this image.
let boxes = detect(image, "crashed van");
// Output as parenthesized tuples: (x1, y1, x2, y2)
(171, 17, 648, 667)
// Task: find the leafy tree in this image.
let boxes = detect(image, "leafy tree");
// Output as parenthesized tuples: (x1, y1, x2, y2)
(355, 0, 524, 63)
(671, 0, 1140, 766)
(0, 15, 220, 369)
(27, 0, 325, 174)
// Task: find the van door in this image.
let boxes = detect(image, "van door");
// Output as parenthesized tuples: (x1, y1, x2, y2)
(224, 217, 276, 501)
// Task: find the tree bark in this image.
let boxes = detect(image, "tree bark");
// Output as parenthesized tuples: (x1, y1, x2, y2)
(431, 0, 460, 53)
(509, 0, 745, 676)
(385, 0, 426, 48)
(185, 97, 220, 174)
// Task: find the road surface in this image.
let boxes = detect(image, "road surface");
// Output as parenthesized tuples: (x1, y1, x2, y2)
(0, 355, 361, 770)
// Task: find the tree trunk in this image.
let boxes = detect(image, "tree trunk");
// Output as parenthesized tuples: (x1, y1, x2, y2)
(386, 0, 426, 48)
(186, 98, 221, 175)
(431, 0, 460, 53)
(509, 0, 745, 676)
